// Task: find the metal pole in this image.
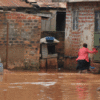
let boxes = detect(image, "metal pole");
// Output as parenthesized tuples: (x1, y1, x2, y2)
(6, 22, 9, 69)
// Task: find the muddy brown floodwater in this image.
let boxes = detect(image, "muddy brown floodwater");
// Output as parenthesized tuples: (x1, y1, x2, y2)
(0, 69, 100, 100)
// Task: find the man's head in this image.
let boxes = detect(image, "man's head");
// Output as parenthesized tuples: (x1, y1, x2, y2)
(83, 43, 87, 48)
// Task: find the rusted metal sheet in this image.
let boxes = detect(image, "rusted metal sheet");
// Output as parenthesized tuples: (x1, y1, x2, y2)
(69, 0, 100, 2)
(37, 2, 66, 8)
(31, 2, 66, 8)
(27, 0, 67, 8)
(52, 0, 67, 2)
(52, 0, 100, 2)
(0, 0, 32, 8)
(27, 0, 37, 2)
(27, 0, 52, 2)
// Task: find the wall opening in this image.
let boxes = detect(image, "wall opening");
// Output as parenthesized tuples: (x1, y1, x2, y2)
(47, 44, 55, 54)
(56, 12, 66, 31)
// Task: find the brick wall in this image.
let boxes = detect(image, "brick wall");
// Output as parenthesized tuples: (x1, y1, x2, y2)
(64, 2, 100, 70)
(0, 11, 41, 69)
(41, 31, 64, 68)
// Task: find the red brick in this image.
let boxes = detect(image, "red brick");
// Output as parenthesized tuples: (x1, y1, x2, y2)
(12, 16, 17, 19)
(27, 17, 31, 20)
(32, 16, 36, 19)
(7, 16, 11, 19)
(39, 17, 41, 20)
(66, 14, 71, 16)
(47, 58, 58, 69)
(25, 29, 30, 32)
(40, 59, 46, 68)
(22, 17, 26, 19)
(66, 17, 69, 19)
(38, 25, 41, 29)
(20, 14, 24, 17)
(72, 41, 80, 44)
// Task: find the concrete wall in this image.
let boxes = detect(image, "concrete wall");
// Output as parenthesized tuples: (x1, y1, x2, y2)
(64, 2, 100, 70)
(0, 11, 41, 69)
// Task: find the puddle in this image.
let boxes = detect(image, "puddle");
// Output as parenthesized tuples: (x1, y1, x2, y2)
(38, 73, 55, 76)
(10, 82, 56, 87)
(3, 89, 7, 91)
(0, 71, 99, 100)
(8, 86, 22, 89)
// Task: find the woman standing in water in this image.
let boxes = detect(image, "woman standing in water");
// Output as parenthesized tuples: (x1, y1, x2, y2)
(76, 43, 98, 73)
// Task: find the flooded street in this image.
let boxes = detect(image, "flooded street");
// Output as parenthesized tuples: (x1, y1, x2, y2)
(0, 70, 100, 100)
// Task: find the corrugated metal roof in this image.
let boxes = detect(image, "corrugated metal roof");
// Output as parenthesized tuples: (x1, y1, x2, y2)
(52, 0, 100, 2)
(68, 0, 100, 2)
(0, 0, 32, 8)
(27, 0, 52, 2)
(27, 0, 37, 2)
(35, 2, 66, 8)
(28, 0, 66, 8)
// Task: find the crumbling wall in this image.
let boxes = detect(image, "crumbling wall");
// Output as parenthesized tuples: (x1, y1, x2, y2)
(0, 11, 41, 69)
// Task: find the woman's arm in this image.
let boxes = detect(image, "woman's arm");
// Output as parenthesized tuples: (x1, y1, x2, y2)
(87, 48, 98, 53)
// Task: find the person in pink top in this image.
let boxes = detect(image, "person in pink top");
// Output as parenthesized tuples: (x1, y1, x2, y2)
(76, 43, 98, 73)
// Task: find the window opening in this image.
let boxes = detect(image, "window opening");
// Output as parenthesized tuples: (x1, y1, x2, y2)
(47, 44, 55, 54)
(95, 11, 100, 33)
(73, 11, 78, 30)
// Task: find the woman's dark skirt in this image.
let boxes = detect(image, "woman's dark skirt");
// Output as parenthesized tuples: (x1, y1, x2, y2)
(76, 59, 90, 70)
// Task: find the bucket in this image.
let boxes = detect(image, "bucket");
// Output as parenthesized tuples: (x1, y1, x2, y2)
(90, 66, 95, 69)
(0, 63, 3, 75)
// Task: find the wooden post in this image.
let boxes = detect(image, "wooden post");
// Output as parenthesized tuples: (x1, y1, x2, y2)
(6, 22, 9, 69)
(46, 59, 47, 72)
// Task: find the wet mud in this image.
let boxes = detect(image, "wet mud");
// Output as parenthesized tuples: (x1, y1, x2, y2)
(0, 69, 100, 100)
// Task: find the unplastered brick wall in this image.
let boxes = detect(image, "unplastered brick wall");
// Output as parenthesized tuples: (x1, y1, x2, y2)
(0, 11, 41, 69)
(64, 2, 100, 70)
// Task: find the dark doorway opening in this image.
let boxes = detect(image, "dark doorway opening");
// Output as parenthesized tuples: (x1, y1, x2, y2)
(56, 12, 66, 31)
(47, 44, 55, 54)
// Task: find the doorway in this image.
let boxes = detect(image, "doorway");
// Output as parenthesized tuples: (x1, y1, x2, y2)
(56, 12, 66, 31)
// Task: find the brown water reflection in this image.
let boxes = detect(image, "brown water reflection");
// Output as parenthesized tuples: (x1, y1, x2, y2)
(0, 71, 100, 100)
